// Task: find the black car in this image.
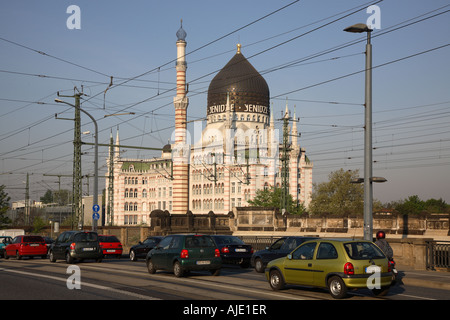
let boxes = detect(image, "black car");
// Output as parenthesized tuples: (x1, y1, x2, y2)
(129, 236, 163, 261)
(49, 231, 103, 264)
(211, 235, 253, 268)
(251, 236, 318, 273)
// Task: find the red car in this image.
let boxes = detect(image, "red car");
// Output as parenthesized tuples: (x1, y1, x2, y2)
(4, 235, 48, 259)
(99, 235, 123, 258)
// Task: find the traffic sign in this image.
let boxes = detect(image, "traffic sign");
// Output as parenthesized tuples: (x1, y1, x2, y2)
(92, 212, 100, 221)
(93, 204, 100, 212)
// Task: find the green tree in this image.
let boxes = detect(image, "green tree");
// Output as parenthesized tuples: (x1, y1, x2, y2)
(247, 187, 306, 214)
(40, 189, 53, 204)
(395, 195, 425, 215)
(0, 185, 12, 228)
(309, 169, 364, 216)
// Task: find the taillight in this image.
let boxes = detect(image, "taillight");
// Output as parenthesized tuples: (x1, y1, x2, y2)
(344, 262, 354, 275)
(221, 247, 230, 253)
(388, 261, 393, 272)
(70, 243, 76, 250)
(250, 247, 254, 254)
(215, 249, 220, 258)
(180, 249, 189, 259)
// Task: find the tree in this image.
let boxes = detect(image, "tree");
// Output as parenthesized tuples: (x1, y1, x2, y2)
(247, 187, 306, 214)
(40, 189, 53, 204)
(0, 185, 12, 228)
(395, 195, 425, 215)
(308, 169, 364, 216)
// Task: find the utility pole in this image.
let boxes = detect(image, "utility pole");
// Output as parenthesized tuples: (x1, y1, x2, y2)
(279, 107, 291, 214)
(57, 89, 83, 229)
(107, 132, 114, 226)
(25, 173, 30, 225)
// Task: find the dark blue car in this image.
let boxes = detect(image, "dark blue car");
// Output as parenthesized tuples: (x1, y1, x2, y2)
(211, 235, 253, 268)
(251, 236, 318, 272)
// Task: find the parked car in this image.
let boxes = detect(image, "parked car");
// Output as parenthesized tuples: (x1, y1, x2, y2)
(266, 239, 392, 299)
(4, 235, 48, 259)
(98, 235, 123, 258)
(0, 236, 13, 258)
(146, 234, 222, 277)
(129, 236, 164, 261)
(211, 235, 253, 268)
(49, 231, 103, 264)
(43, 237, 54, 253)
(251, 236, 318, 273)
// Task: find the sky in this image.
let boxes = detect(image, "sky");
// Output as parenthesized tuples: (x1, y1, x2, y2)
(0, 0, 449, 205)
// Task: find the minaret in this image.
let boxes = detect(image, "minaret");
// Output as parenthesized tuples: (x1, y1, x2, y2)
(172, 20, 190, 214)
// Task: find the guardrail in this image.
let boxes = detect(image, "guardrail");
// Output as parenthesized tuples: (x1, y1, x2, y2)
(426, 241, 450, 269)
(238, 236, 282, 251)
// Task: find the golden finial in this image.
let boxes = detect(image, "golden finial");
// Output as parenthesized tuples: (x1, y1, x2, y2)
(237, 43, 241, 54)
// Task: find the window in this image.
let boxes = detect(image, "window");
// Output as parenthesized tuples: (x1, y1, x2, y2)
(317, 243, 338, 259)
(292, 242, 317, 260)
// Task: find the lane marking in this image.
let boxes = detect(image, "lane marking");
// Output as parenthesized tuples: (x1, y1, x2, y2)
(0, 267, 160, 300)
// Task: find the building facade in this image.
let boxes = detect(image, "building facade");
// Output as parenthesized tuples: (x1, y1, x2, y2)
(105, 24, 313, 226)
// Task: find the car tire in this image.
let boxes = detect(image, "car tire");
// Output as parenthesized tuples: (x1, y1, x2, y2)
(65, 251, 74, 264)
(372, 286, 390, 297)
(328, 276, 348, 299)
(173, 261, 184, 277)
(210, 268, 221, 276)
(49, 251, 56, 262)
(147, 259, 156, 274)
(129, 249, 137, 261)
(269, 269, 285, 290)
(4, 251, 9, 259)
(16, 251, 22, 260)
(255, 258, 265, 273)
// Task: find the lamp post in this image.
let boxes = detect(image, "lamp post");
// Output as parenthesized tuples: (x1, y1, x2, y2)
(344, 23, 374, 241)
(55, 98, 99, 232)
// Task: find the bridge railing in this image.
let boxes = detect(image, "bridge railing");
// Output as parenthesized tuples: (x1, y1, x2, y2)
(426, 241, 450, 270)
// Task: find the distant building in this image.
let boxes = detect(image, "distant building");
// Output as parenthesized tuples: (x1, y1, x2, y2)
(105, 23, 313, 226)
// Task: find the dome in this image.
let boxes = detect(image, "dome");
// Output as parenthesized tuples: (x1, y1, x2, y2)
(207, 45, 269, 117)
(176, 19, 187, 41)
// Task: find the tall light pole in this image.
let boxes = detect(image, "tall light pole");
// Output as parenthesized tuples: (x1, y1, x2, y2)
(344, 23, 373, 241)
(55, 98, 99, 232)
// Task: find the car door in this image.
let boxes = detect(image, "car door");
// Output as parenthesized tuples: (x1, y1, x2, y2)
(53, 231, 70, 258)
(263, 238, 287, 263)
(283, 241, 317, 285)
(312, 242, 339, 288)
(151, 236, 173, 269)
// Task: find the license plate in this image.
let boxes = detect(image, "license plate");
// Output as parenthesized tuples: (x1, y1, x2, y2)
(365, 265, 381, 273)
(30, 244, 39, 247)
(106, 250, 116, 253)
(83, 248, 94, 251)
(235, 248, 247, 252)
(196, 260, 211, 265)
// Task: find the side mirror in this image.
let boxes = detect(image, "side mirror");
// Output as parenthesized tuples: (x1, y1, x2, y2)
(265, 246, 270, 250)
(287, 254, 292, 260)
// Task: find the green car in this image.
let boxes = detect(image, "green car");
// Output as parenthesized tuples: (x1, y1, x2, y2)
(146, 234, 222, 277)
(266, 239, 392, 299)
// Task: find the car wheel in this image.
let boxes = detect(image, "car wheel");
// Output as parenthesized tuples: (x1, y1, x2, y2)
(129, 249, 137, 261)
(210, 268, 221, 276)
(16, 251, 22, 260)
(269, 269, 285, 290)
(328, 276, 348, 299)
(147, 259, 156, 274)
(49, 251, 56, 262)
(173, 261, 184, 277)
(4, 251, 9, 259)
(255, 258, 265, 273)
(65, 251, 74, 264)
(372, 286, 390, 297)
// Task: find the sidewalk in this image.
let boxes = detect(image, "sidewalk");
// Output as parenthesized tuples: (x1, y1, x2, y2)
(397, 268, 450, 291)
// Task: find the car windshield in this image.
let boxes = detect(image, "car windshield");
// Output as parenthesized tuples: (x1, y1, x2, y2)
(99, 236, 119, 242)
(73, 232, 98, 242)
(344, 242, 385, 260)
(185, 236, 215, 248)
(214, 236, 244, 245)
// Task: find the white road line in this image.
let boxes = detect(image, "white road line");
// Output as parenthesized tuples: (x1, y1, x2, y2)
(0, 267, 160, 300)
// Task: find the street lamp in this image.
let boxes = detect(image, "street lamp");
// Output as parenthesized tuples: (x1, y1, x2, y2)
(344, 23, 374, 241)
(55, 98, 99, 232)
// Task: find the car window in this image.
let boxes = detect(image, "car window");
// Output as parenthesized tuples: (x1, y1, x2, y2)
(291, 242, 317, 260)
(143, 238, 161, 245)
(185, 236, 215, 248)
(270, 238, 285, 250)
(158, 237, 173, 249)
(23, 236, 43, 243)
(344, 242, 385, 260)
(316, 242, 338, 259)
(170, 237, 182, 249)
(73, 232, 98, 242)
(281, 238, 298, 251)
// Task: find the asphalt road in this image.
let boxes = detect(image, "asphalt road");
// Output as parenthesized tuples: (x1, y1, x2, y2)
(1, 256, 448, 304)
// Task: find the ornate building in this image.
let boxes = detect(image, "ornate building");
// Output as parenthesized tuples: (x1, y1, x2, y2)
(105, 24, 313, 226)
